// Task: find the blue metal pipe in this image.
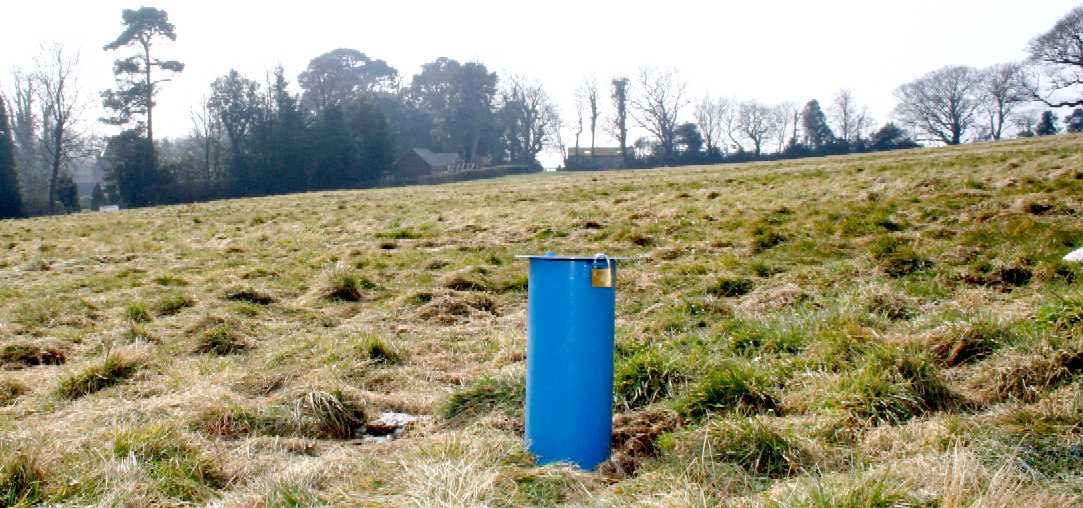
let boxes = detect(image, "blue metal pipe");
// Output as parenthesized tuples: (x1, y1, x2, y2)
(523, 253, 617, 470)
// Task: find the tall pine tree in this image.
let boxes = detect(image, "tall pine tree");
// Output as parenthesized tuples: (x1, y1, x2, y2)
(0, 99, 25, 219)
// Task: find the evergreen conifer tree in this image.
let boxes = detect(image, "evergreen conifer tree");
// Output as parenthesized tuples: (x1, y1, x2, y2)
(0, 99, 25, 219)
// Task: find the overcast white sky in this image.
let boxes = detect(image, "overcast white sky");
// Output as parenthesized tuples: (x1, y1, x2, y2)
(2, 0, 1079, 166)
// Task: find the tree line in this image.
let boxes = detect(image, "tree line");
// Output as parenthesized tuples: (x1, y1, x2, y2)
(3, 5, 1083, 218)
(566, 5, 1083, 170)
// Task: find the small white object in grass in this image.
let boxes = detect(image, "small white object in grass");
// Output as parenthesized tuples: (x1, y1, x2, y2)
(1066, 248, 1083, 263)
(363, 412, 421, 444)
(99, 205, 120, 212)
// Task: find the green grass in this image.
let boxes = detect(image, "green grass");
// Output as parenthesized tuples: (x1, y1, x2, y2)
(112, 425, 224, 502)
(0, 452, 44, 506)
(125, 301, 152, 323)
(613, 348, 685, 410)
(441, 377, 525, 423)
(678, 361, 778, 418)
(694, 417, 808, 479)
(54, 352, 140, 400)
(154, 291, 195, 316)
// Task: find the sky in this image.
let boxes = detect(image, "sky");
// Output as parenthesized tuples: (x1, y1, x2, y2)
(1, 0, 1079, 167)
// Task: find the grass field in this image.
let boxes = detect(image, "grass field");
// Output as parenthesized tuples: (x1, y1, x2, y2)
(1, 135, 1082, 507)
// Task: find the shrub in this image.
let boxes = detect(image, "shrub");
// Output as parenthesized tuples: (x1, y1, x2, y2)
(614, 349, 684, 410)
(441, 377, 524, 423)
(704, 418, 808, 478)
(55, 352, 140, 400)
(113, 425, 223, 502)
(678, 362, 777, 418)
(0, 452, 45, 506)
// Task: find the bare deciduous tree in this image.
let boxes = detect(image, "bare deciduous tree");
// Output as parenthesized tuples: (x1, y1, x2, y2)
(894, 65, 982, 145)
(829, 89, 870, 142)
(694, 96, 727, 156)
(736, 100, 773, 156)
(720, 97, 743, 153)
(630, 68, 687, 162)
(501, 76, 558, 165)
(1026, 6, 1083, 108)
(978, 63, 1026, 140)
(771, 102, 796, 153)
(36, 45, 88, 212)
(190, 94, 225, 189)
(579, 78, 599, 162)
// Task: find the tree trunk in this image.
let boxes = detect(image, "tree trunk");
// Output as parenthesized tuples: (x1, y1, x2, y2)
(48, 130, 62, 213)
(144, 41, 155, 168)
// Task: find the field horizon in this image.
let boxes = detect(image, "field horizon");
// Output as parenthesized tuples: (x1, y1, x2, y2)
(2, 135, 1082, 506)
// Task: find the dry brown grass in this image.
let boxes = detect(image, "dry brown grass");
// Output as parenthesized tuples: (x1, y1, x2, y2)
(1, 135, 1082, 504)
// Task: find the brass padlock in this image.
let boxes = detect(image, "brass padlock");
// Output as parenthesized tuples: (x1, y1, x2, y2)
(591, 254, 613, 288)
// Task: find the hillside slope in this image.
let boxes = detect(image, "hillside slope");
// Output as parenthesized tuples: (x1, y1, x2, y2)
(1, 135, 1082, 506)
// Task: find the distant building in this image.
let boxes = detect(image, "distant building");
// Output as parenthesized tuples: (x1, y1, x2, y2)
(390, 148, 489, 185)
(565, 147, 625, 170)
(393, 148, 464, 179)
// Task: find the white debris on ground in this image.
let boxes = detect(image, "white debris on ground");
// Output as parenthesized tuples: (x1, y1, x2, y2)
(1065, 248, 1083, 262)
(362, 412, 421, 443)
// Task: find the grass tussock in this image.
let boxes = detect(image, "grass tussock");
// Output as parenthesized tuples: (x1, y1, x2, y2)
(195, 389, 367, 440)
(970, 343, 1083, 403)
(154, 291, 195, 316)
(678, 361, 778, 419)
(441, 377, 524, 423)
(0, 452, 45, 506)
(708, 276, 755, 298)
(869, 235, 930, 277)
(356, 334, 402, 365)
(416, 291, 498, 324)
(224, 287, 276, 305)
(1036, 289, 1083, 330)
(676, 417, 809, 479)
(823, 347, 958, 424)
(125, 301, 152, 323)
(320, 264, 377, 302)
(112, 424, 224, 502)
(190, 317, 249, 355)
(925, 316, 1016, 367)
(0, 378, 27, 405)
(55, 351, 140, 400)
(614, 349, 685, 411)
(0, 342, 66, 368)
